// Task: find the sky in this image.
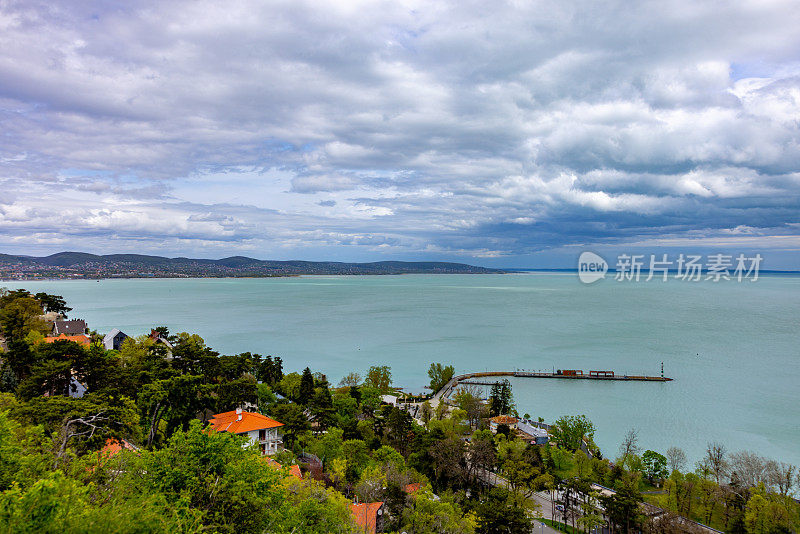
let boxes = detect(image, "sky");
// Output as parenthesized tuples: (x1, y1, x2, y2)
(1, 1, 799, 268)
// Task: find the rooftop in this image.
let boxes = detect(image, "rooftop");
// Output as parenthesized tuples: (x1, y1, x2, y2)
(349, 502, 384, 534)
(263, 457, 302, 479)
(490, 415, 519, 425)
(209, 409, 283, 434)
(43, 334, 91, 347)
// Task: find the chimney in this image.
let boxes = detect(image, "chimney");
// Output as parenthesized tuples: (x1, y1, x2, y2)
(236, 407, 242, 421)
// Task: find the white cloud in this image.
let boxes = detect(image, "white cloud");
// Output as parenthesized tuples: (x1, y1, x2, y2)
(0, 0, 798, 262)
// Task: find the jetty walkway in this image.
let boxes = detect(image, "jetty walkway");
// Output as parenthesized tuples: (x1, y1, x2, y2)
(434, 369, 671, 403)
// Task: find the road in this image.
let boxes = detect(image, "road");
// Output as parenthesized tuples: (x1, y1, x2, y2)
(480, 469, 568, 533)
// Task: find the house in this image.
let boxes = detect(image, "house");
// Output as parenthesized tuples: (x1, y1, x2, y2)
(489, 415, 519, 433)
(94, 438, 139, 472)
(403, 483, 421, 494)
(349, 502, 385, 534)
(380, 394, 398, 406)
(103, 328, 128, 351)
(209, 408, 284, 456)
(53, 319, 87, 336)
(516, 419, 550, 445)
(264, 456, 302, 479)
(43, 333, 91, 347)
(100, 437, 139, 458)
(69, 374, 87, 398)
(149, 329, 173, 350)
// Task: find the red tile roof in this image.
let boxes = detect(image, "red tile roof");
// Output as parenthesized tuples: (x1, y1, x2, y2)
(264, 457, 302, 479)
(101, 437, 138, 457)
(209, 410, 283, 434)
(350, 502, 384, 534)
(404, 483, 421, 494)
(43, 334, 91, 347)
(490, 415, 519, 425)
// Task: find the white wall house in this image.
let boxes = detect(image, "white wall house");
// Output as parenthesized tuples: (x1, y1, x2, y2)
(209, 408, 284, 456)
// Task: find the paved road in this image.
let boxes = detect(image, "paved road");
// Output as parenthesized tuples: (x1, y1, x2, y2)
(480, 470, 566, 533)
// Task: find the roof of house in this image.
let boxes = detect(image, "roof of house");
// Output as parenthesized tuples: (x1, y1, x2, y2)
(101, 438, 139, 457)
(404, 483, 422, 494)
(264, 457, 302, 479)
(209, 409, 284, 434)
(490, 415, 519, 425)
(53, 319, 87, 335)
(149, 329, 173, 349)
(44, 334, 91, 347)
(349, 502, 384, 534)
(91, 438, 139, 472)
(103, 328, 126, 342)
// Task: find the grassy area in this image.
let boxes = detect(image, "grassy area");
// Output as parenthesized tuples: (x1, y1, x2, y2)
(539, 518, 583, 533)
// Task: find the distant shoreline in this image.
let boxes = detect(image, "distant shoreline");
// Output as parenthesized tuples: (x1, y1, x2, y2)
(3, 269, 799, 283)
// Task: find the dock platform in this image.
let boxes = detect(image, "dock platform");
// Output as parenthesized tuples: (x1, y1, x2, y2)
(434, 368, 671, 402)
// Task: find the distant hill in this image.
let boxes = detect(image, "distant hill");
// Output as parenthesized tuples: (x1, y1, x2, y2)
(0, 252, 504, 278)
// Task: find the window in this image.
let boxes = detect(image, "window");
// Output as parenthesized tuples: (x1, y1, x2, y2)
(259, 429, 266, 441)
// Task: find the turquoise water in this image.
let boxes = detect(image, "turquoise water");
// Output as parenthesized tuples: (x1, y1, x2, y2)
(4, 274, 798, 466)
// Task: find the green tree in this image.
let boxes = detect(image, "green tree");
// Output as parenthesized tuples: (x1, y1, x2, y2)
(280, 477, 359, 534)
(488, 379, 514, 416)
(33, 293, 72, 316)
(401, 490, 476, 534)
(338, 371, 361, 388)
(341, 439, 371, 482)
(256, 383, 277, 414)
(298, 367, 315, 405)
(427, 363, 455, 393)
(139, 375, 211, 447)
(3, 341, 38, 384)
(269, 403, 310, 449)
(257, 355, 283, 386)
(475, 487, 532, 534)
(137, 420, 286, 533)
(549, 414, 595, 451)
(453, 386, 484, 428)
(600, 474, 643, 533)
(365, 365, 392, 394)
(0, 297, 46, 343)
(277, 372, 302, 400)
(214, 375, 258, 413)
(642, 449, 668, 484)
(309, 386, 335, 429)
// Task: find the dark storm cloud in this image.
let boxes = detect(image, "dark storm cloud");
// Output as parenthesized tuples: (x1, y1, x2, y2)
(0, 0, 799, 261)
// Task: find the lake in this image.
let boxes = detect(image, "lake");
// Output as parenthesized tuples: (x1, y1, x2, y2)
(3, 273, 798, 466)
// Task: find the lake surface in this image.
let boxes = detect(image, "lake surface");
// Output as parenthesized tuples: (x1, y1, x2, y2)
(4, 273, 798, 466)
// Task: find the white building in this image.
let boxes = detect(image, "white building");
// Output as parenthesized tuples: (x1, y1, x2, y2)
(209, 408, 284, 456)
(103, 328, 128, 351)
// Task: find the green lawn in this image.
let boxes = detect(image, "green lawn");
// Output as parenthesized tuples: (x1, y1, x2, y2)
(539, 518, 583, 533)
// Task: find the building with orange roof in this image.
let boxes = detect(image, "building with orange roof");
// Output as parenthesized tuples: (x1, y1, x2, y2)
(209, 408, 284, 456)
(100, 437, 139, 457)
(403, 482, 421, 494)
(264, 456, 302, 479)
(94, 438, 139, 471)
(43, 333, 91, 347)
(489, 415, 519, 433)
(349, 502, 385, 534)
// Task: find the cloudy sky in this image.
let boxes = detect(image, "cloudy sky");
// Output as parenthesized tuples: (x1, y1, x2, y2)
(1, 0, 799, 267)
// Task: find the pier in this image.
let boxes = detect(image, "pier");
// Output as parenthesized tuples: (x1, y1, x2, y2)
(434, 367, 671, 402)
